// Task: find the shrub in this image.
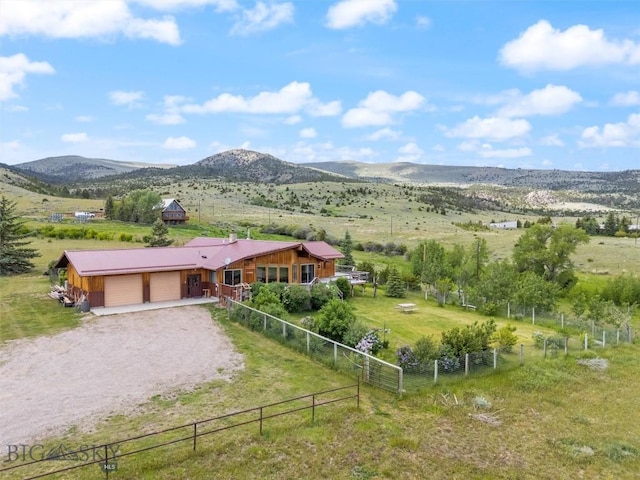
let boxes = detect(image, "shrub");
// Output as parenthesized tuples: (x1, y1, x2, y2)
(492, 324, 518, 353)
(310, 283, 335, 310)
(316, 299, 356, 343)
(334, 277, 351, 298)
(396, 345, 418, 370)
(414, 335, 439, 363)
(282, 285, 311, 313)
(355, 329, 383, 355)
(342, 321, 369, 348)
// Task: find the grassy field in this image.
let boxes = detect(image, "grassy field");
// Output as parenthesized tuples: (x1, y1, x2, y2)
(2, 184, 639, 478)
(3, 307, 639, 479)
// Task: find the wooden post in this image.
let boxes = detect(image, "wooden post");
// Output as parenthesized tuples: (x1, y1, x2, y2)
(584, 334, 588, 350)
(465, 353, 469, 376)
(306, 332, 310, 353)
(493, 348, 497, 369)
(564, 337, 568, 356)
(193, 423, 197, 451)
(617, 330, 620, 345)
(561, 313, 564, 329)
(334, 343, 338, 366)
(507, 302, 510, 319)
(602, 330, 606, 348)
(434, 360, 438, 384)
(520, 344, 524, 365)
(532, 307, 536, 325)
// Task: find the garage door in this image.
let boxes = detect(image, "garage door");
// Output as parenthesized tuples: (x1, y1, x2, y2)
(104, 274, 143, 307)
(150, 271, 181, 303)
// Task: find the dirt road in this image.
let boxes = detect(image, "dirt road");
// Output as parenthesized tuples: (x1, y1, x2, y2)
(0, 307, 244, 446)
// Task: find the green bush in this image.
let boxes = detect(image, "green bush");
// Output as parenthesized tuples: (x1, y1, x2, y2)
(316, 299, 356, 343)
(310, 283, 335, 309)
(334, 277, 351, 298)
(282, 285, 311, 313)
(414, 335, 439, 362)
(492, 324, 518, 353)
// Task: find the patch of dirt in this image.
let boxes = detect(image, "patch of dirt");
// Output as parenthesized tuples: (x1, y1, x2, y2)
(0, 307, 244, 445)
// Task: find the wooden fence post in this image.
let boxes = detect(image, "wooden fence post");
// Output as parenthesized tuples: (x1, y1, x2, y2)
(434, 360, 438, 384)
(465, 353, 469, 376)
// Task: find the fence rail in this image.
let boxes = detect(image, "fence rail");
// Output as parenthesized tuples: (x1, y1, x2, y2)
(226, 299, 404, 395)
(0, 383, 359, 480)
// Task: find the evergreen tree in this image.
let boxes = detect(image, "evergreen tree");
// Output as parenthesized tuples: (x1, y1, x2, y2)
(0, 196, 41, 275)
(104, 195, 115, 220)
(386, 266, 406, 298)
(147, 219, 174, 247)
(603, 212, 617, 236)
(341, 230, 355, 266)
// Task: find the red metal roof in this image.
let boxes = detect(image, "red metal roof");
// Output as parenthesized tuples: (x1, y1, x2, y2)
(55, 238, 343, 276)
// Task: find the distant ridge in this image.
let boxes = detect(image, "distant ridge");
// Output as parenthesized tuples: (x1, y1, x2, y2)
(14, 155, 176, 183)
(303, 160, 640, 192)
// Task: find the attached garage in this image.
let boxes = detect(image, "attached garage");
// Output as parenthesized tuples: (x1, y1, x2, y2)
(150, 271, 181, 303)
(104, 274, 143, 307)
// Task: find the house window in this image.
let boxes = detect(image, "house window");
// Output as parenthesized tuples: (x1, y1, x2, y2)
(279, 266, 289, 283)
(223, 269, 242, 285)
(268, 266, 278, 283)
(301, 264, 315, 283)
(256, 266, 266, 283)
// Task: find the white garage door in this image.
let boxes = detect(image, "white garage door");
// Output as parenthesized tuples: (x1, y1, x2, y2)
(104, 274, 143, 307)
(150, 271, 181, 302)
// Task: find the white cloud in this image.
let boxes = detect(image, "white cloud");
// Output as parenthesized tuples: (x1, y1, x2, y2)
(579, 113, 640, 148)
(61, 132, 88, 143)
(610, 91, 640, 107)
(0, 0, 181, 45)
(306, 99, 342, 116)
(540, 134, 565, 147)
(146, 95, 187, 124)
(109, 90, 144, 108)
(497, 84, 582, 117)
(416, 16, 432, 29)
(367, 127, 400, 141)
(0, 53, 54, 101)
(147, 113, 185, 125)
(299, 127, 317, 139)
(163, 135, 196, 149)
(133, 0, 238, 11)
(284, 115, 302, 125)
(75, 115, 94, 122)
(342, 90, 424, 128)
(446, 116, 531, 141)
(478, 145, 533, 159)
(500, 20, 640, 72)
(182, 81, 338, 117)
(230, 2, 294, 36)
(326, 0, 397, 29)
(396, 142, 424, 162)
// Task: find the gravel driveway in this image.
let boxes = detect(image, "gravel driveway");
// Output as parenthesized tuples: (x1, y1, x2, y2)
(0, 307, 244, 446)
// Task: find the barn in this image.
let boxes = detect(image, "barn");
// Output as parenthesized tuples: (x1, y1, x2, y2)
(54, 233, 344, 309)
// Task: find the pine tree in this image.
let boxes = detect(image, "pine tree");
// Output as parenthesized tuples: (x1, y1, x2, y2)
(0, 196, 41, 275)
(104, 195, 115, 220)
(341, 230, 355, 266)
(147, 218, 174, 247)
(386, 266, 406, 298)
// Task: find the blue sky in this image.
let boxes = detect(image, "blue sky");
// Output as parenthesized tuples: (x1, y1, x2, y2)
(1, 0, 639, 171)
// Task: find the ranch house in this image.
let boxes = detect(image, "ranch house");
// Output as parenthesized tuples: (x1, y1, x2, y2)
(53, 233, 344, 310)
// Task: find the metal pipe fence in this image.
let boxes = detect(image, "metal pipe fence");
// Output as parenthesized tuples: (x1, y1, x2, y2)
(0, 383, 359, 480)
(226, 299, 404, 395)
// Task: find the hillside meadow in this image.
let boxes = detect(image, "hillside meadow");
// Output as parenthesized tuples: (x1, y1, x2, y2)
(2, 182, 639, 478)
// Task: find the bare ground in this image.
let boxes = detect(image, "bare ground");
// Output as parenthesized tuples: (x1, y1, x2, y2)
(0, 307, 244, 445)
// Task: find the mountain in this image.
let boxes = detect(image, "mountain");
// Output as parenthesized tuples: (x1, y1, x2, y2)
(180, 149, 348, 184)
(303, 160, 640, 193)
(13, 155, 176, 183)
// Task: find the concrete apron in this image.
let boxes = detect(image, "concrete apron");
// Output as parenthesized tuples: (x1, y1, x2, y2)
(91, 297, 219, 316)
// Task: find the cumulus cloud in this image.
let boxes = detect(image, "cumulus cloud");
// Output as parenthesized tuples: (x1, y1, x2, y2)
(61, 132, 88, 143)
(366, 127, 400, 141)
(499, 20, 640, 72)
(497, 84, 582, 117)
(446, 116, 531, 141)
(133, 0, 238, 11)
(396, 142, 424, 162)
(284, 115, 302, 125)
(0, 0, 181, 45)
(230, 2, 294, 36)
(609, 91, 640, 107)
(182, 81, 339, 117)
(539, 134, 565, 147)
(147, 95, 187, 124)
(299, 127, 317, 139)
(163, 135, 196, 149)
(326, 0, 397, 29)
(0, 53, 54, 101)
(109, 90, 144, 108)
(579, 113, 640, 148)
(478, 145, 533, 159)
(342, 90, 424, 128)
